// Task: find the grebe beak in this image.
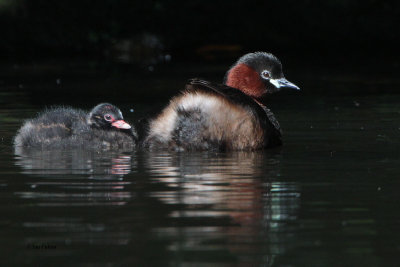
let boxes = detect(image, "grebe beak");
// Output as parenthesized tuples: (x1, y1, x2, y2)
(270, 78, 300, 90)
(112, 120, 131, 129)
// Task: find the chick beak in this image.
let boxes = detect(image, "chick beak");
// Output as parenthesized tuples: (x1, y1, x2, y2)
(270, 78, 300, 90)
(111, 120, 131, 129)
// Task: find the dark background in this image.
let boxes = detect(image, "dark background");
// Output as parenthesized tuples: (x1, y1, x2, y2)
(1, 1, 398, 59)
(0, 0, 399, 100)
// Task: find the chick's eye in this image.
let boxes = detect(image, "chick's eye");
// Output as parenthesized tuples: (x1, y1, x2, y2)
(261, 70, 271, 79)
(104, 114, 113, 121)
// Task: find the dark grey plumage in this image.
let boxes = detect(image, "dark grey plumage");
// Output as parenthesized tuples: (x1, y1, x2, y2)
(14, 103, 137, 150)
(236, 52, 283, 76)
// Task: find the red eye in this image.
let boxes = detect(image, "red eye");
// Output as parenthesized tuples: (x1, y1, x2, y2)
(104, 114, 113, 121)
(261, 70, 271, 79)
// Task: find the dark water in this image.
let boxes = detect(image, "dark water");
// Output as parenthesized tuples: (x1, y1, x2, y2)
(1, 69, 400, 266)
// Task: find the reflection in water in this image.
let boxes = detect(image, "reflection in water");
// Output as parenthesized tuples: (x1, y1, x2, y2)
(14, 147, 134, 207)
(145, 151, 301, 265)
(14, 147, 134, 176)
(12, 147, 301, 265)
(4, 88, 400, 266)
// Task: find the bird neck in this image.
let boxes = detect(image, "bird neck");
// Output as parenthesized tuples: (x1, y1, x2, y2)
(225, 63, 266, 99)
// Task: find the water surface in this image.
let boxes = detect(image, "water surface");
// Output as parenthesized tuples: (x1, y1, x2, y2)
(1, 70, 400, 266)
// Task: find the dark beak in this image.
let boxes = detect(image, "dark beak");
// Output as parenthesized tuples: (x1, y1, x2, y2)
(270, 78, 300, 90)
(112, 120, 131, 129)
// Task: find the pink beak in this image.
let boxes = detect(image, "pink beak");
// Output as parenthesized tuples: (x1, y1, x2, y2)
(111, 120, 131, 129)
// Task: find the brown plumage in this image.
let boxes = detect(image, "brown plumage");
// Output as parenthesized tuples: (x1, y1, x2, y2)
(144, 52, 299, 151)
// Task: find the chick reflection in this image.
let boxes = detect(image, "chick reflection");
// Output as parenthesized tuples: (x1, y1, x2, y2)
(14, 147, 134, 177)
(14, 147, 135, 207)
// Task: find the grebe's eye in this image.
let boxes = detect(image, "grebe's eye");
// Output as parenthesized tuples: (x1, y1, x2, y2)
(104, 114, 113, 121)
(261, 70, 271, 79)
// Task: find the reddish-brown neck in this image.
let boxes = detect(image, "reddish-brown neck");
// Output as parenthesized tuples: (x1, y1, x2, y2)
(225, 63, 266, 99)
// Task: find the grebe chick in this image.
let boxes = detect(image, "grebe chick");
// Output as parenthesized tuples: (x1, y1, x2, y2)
(14, 103, 137, 150)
